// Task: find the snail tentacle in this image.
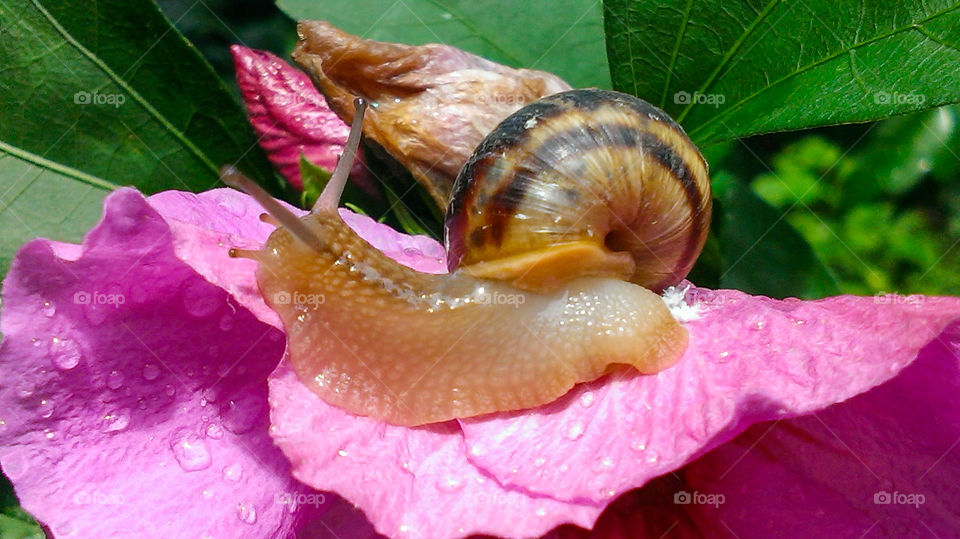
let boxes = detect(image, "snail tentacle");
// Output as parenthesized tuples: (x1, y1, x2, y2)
(226, 88, 704, 426)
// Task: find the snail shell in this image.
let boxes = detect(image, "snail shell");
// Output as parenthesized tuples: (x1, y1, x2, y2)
(225, 89, 709, 426)
(446, 89, 711, 293)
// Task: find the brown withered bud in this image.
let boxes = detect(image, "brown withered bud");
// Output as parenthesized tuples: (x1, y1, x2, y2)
(292, 21, 571, 207)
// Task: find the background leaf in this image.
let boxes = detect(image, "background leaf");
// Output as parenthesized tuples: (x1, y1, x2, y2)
(604, 0, 960, 145)
(0, 0, 278, 273)
(714, 173, 840, 298)
(277, 0, 610, 89)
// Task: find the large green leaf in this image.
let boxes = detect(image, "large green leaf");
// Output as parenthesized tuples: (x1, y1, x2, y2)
(0, 0, 279, 272)
(604, 0, 960, 145)
(0, 0, 275, 192)
(0, 151, 109, 275)
(277, 0, 610, 88)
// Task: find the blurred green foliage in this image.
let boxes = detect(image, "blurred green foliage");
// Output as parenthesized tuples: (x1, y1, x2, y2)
(732, 107, 960, 296)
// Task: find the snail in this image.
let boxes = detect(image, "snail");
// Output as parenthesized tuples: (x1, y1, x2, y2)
(224, 88, 711, 426)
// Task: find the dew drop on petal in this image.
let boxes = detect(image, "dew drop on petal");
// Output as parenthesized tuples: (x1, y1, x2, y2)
(50, 337, 81, 370)
(103, 409, 131, 432)
(170, 430, 212, 472)
(142, 364, 161, 381)
(106, 370, 124, 390)
(436, 475, 464, 493)
(236, 501, 257, 525)
(182, 282, 221, 318)
(533, 457, 546, 467)
(82, 303, 109, 326)
(206, 423, 224, 440)
(220, 397, 260, 435)
(38, 399, 54, 418)
(218, 315, 234, 332)
(41, 301, 56, 317)
(222, 463, 242, 482)
(564, 421, 585, 441)
(164, 385, 176, 398)
(535, 507, 547, 517)
(578, 391, 595, 408)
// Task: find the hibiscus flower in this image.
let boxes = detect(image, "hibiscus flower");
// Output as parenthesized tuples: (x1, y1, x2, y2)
(1, 38, 959, 539)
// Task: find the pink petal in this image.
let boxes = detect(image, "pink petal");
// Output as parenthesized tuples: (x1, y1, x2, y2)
(0, 189, 332, 537)
(675, 323, 960, 536)
(261, 210, 960, 536)
(231, 45, 369, 192)
(269, 361, 600, 539)
(458, 290, 960, 506)
(548, 323, 960, 537)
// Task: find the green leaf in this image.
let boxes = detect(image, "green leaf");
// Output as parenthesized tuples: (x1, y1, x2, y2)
(277, 0, 610, 88)
(841, 106, 960, 202)
(0, 0, 276, 193)
(1, 472, 42, 539)
(717, 175, 840, 298)
(0, 151, 108, 275)
(604, 0, 960, 145)
(298, 154, 334, 208)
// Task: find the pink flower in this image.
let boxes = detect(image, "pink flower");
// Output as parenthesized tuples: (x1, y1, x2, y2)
(3, 38, 959, 539)
(1, 185, 958, 537)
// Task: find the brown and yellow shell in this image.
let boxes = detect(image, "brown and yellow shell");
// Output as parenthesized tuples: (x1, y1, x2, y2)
(445, 89, 711, 293)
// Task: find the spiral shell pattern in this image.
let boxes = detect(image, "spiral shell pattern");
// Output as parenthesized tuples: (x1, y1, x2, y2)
(445, 89, 711, 292)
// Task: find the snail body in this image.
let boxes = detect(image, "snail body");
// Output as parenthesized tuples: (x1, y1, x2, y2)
(225, 89, 710, 426)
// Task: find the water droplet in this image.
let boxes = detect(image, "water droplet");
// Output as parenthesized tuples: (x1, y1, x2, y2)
(43, 429, 55, 440)
(182, 281, 221, 318)
(578, 391, 595, 408)
(223, 463, 242, 482)
(202, 489, 213, 499)
(41, 301, 56, 317)
(437, 475, 464, 492)
(50, 337, 82, 370)
(38, 399, 54, 418)
(218, 315, 234, 332)
(106, 370, 124, 390)
(206, 423, 224, 439)
(142, 364, 161, 381)
(564, 421, 585, 441)
(199, 397, 208, 408)
(103, 409, 130, 432)
(164, 385, 176, 398)
(630, 440, 647, 452)
(236, 502, 257, 525)
(82, 303, 109, 326)
(220, 397, 260, 435)
(2, 451, 27, 479)
(646, 452, 659, 464)
(170, 430, 212, 471)
(533, 457, 546, 467)
(535, 507, 547, 517)
(337, 449, 348, 457)
(593, 456, 615, 471)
